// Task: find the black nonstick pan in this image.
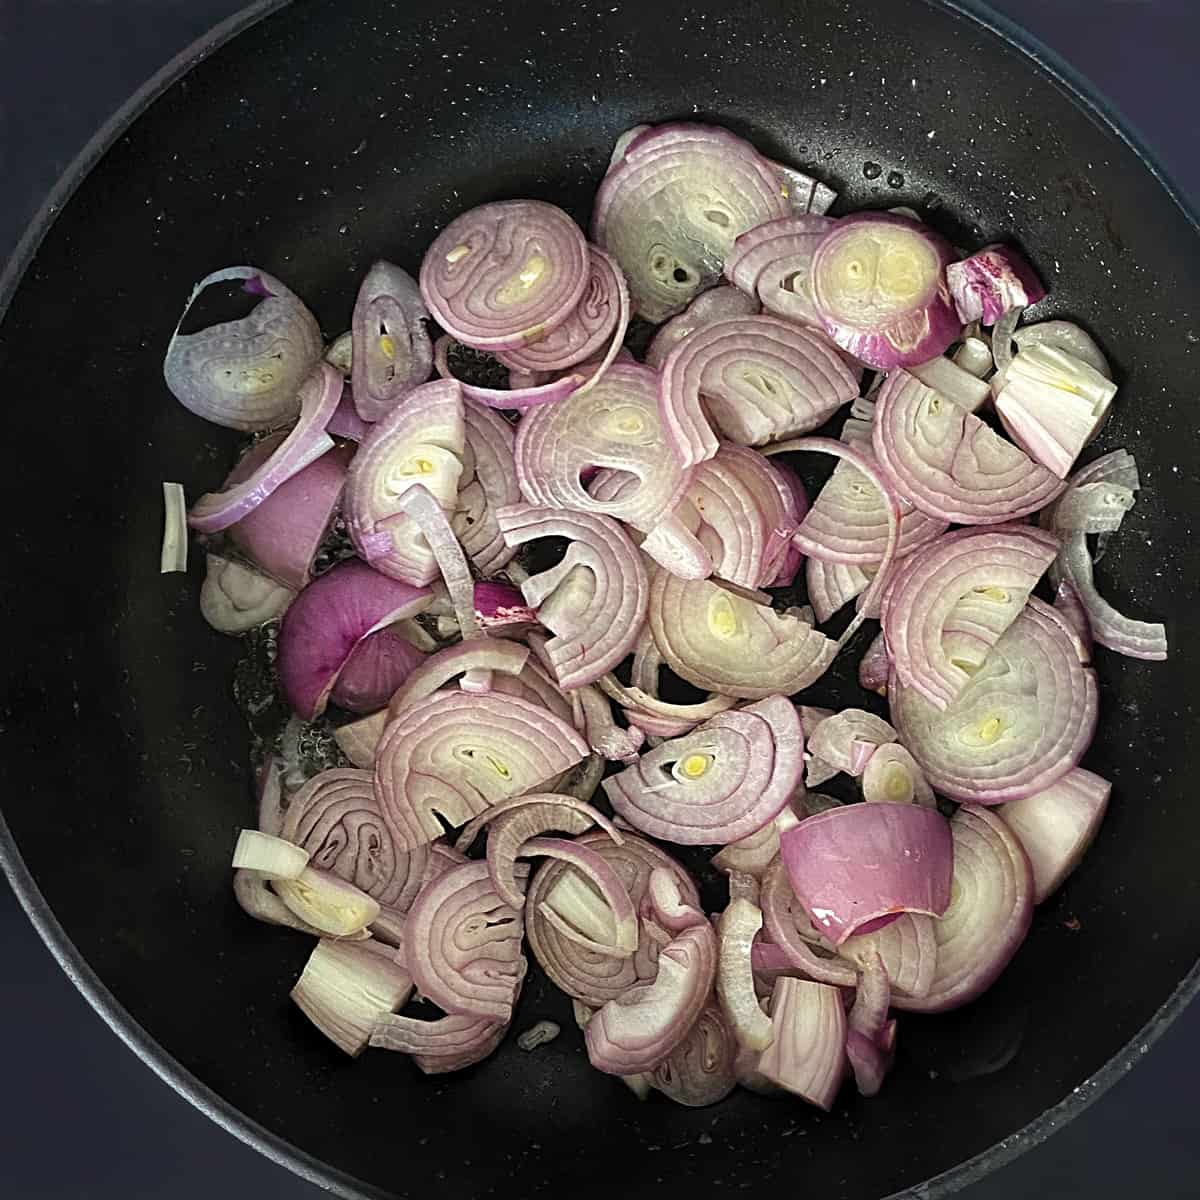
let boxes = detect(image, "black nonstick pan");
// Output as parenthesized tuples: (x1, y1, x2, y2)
(1, 1, 1198, 1198)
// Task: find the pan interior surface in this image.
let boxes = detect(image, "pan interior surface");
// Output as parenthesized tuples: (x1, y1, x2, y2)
(1, 1, 1198, 1198)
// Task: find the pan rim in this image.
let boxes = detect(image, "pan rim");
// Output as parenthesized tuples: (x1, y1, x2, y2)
(0, 1, 1195, 1198)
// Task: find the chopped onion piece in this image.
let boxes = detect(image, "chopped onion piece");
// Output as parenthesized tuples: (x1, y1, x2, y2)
(1014, 320, 1111, 379)
(517, 1020, 561, 1051)
(807, 709, 896, 777)
(946, 244, 1046, 326)
(387, 637, 530, 722)
(910, 354, 991, 413)
(861, 743, 934, 807)
(954, 334, 994, 378)
(859, 630, 891, 695)
(398, 485, 479, 641)
(232, 829, 309, 879)
(759, 857, 858, 987)
(351, 260, 432, 421)
(370, 1009, 512, 1074)
(756, 978, 846, 1110)
(718, 900, 774, 1052)
(274, 866, 381, 937)
(453, 400, 519, 575)
(160, 482, 188, 573)
(650, 1006, 738, 1107)
(200, 553, 293, 633)
(711, 803, 801, 878)
(645, 284, 760, 369)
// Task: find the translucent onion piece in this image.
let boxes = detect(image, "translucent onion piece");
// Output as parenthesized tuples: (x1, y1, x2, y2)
(644, 866, 707, 934)
(292, 937, 413, 1057)
(758, 858, 858, 987)
(771, 160, 838, 216)
(810, 212, 960, 370)
(274, 866, 381, 937)
(718, 900, 774, 1052)
(711, 802, 801, 878)
(660, 315, 858, 468)
(397, 485, 479, 642)
(281, 768, 431, 912)
(453, 400, 519, 574)
(807, 709, 897, 777)
(232, 829, 309, 878)
(882, 524, 1060, 710)
(644, 284, 760, 370)
(946, 244, 1046, 326)
(420, 200, 589, 350)
(873, 369, 1063, 523)
(573, 681, 645, 762)
(604, 696, 803, 845)
(497, 247, 627, 373)
(909, 354, 991, 413)
(497, 503, 648, 689)
(845, 951, 894, 1096)
(386, 638, 530, 723)
(200, 553, 293, 633)
(404, 859, 527, 1021)
(891, 597, 1099, 804)
(724, 214, 834, 324)
(893, 805, 1034, 1013)
(346, 378, 465, 586)
(596, 672, 736, 740)
(433, 333, 587, 410)
(806, 557, 871, 625)
(648, 571, 836, 700)
(188, 363, 341, 533)
(757, 978, 846, 1110)
(859, 630, 892, 695)
(351, 260, 433, 421)
(1014, 320, 1111, 379)
(373, 690, 588, 850)
(325, 332, 354, 376)
(584, 920, 717, 1075)
(651, 1006, 739, 1107)
(232, 869, 328, 936)
(161, 481, 187, 573)
(1053, 580, 1093, 663)
(163, 265, 323, 431)
(515, 361, 690, 534)
(277, 559, 432, 721)
(861, 743, 935, 807)
(525, 831, 698, 1005)
(370, 1008, 512, 1074)
(488, 656, 577, 729)
(953, 335, 995, 379)
(998, 767, 1111, 903)
(593, 122, 789, 322)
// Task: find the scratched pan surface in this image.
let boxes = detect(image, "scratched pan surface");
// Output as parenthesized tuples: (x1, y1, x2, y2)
(0, 1, 1198, 1197)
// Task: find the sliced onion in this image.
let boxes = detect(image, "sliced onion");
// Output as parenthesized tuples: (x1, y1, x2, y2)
(593, 122, 789, 322)
(277, 559, 432, 720)
(725, 214, 835, 324)
(645, 284, 760, 370)
(386, 638, 530, 722)
(758, 858, 858, 987)
(604, 696, 802, 845)
(572, 681, 645, 762)
(757, 978, 846, 1110)
(954, 334, 995, 378)
(163, 266, 323, 430)
(348, 260, 432, 421)
(806, 558, 871, 624)
(861, 743, 934, 807)
(232, 829, 309, 879)
(648, 571, 836, 700)
(374, 690, 587, 850)
(1052, 580, 1093, 664)
(648, 1005, 738, 1107)
(370, 1009, 510, 1074)
(488, 655, 577, 729)
(584, 919, 717, 1075)
(346, 378, 465, 586)
(909, 353, 992, 414)
(200, 553, 294, 633)
(471, 581, 536, 636)
(525, 831, 698, 1005)
(807, 709, 897, 777)
(718, 900, 774, 1051)
(881, 524, 1060, 710)
(453, 400, 519, 574)
(329, 626, 426, 713)
(891, 596, 1099, 804)
(433, 333, 587, 410)
(810, 213, 960, 370)
(420, 200, 589, 350)
(161, 481, 187, 573)
(291, 937, 414, 1056)
(780, 802, 953, 945)
(596, 672, 736, 741)
(893, 805, 1033, 1013)
(873, 368, 1064, 523)
(274, 866, 381, 937)
(711, 802, 802, 878)
(946, 244, 1046, 326)
(397, 484, 479, 641)
(845, 951, 893, 1096)
(327, 383, 371, 441)
(858, 630, 891, 695)
(227, 439, 353, 591)
(404, 859, 526, 1021)
(496, 503, 647, 688)
(281, 768, 431, 913)
(840, 913, 936, 1000)
(660, 315, 857, 468)
(998, 767, 1110, 903)
(1014, 320, 1111, 379)
(188, 363, 341, 533)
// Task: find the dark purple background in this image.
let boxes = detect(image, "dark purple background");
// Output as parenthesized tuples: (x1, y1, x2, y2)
(1, 1, 1197, 1197)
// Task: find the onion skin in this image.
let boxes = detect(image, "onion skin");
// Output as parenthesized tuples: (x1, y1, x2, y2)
(998, 768, 1110, 903)
(892, 805, 1034, 1014)
(947, 244, 1046, 326)
(351, 260, 432, 422)
(756, 977, 846, 1111)
(780, 802, 953, 946)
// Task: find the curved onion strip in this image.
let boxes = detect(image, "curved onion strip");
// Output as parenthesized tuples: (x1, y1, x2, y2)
(891, 597, 1099, 804)
(838, 913, 936, 1000)
(807, 557, 871, 624)
(584, 920, 717, 1075)
(282, 768, 431, 913)
(893, 805, 1033, 1014)
(645, 284, 761, 370)
(351, 260, 432, 421)
(651, 1006, 738, 1107)
(420, 200, 589, 350)
(404, 859, 527, 1021)
(488, 657, 577, 729)
(596, 673, 736, 738)
(659, 315, 857, 468)
(718, 900, 774, 1052)
(648, 571, 836, 700)
(163, 265, 323, 431)
(725, 214, 832, 297)
(398, 485, 479, 641)
(872, 369, 1064, 523)
(759, 858, 857, 987)
(387, 638, 530, 722)
(525, 831, 698, 1005)
(478, 804, 600, 908)
(845, 951, 893, 1096)
(780, 802, 953, 945)
(515, 361, 690, 533)
(453, 400, 520, 574)
(496, 503, 648, 689)
(757, 978, 846, 1110)
(200, 553, 294, 634)
(603, 696, 803, 845)
(861, 743, 934, 807)
(572, 681, 645, 763)
(373, 691, 588, 850)
(807, 709, 896, 777)
(593, 122, 789, 322)
(644, 867, 707, 933)
(370, 1009, 511, 1074)
(346, 378, 465, 586)
(882, 524, 1060, 710)
(998, 767, 1110, 903)
(277, 559, 432, 721)
(433, 334, 587, 410)
(334, 710, 389, 769)
(454, 792, 621, 854)
(188, 363, 341, 533)
(711, 803, 801, 878)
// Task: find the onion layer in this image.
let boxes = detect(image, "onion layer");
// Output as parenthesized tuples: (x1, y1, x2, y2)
(756, 978, 846, 1110)
(351, 260, 433, 421)
(717, 900, 774, 1052)
(453, 400, 520, 574)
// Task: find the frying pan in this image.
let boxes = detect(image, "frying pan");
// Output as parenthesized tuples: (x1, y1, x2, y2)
(1, 1, 1197, 1197)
